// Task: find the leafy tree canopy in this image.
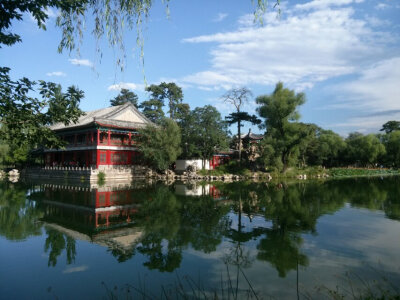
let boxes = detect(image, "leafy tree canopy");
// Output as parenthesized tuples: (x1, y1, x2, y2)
(380, 120, 400, 134)
(0, 67, 84, 151)
(305, 128, 346, 167)
(145, 82, 183, 120)
(110, 88, 138, 107)
(222, 87, 260, 163)
(256, 82, 306, 172)
(137, 118, 181, 171)
(181, 105, 229, 160)
(383, 131, 400, 167)
(345, 133, 386, 166)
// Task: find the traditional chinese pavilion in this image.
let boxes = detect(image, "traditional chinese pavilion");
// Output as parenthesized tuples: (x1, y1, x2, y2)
(45, 103, 152, 168)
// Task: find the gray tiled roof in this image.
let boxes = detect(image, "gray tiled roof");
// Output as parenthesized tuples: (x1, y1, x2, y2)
(49, 103, 152, 131)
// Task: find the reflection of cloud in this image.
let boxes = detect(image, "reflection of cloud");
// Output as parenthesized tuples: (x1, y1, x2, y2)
(63, 265, 89, 274)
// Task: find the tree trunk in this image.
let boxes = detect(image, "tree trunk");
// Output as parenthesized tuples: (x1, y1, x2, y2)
(238, 120, 241, 165)
(282, 152, 289, 173)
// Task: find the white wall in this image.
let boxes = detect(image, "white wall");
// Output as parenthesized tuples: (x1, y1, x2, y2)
(175, 159, 210, 172)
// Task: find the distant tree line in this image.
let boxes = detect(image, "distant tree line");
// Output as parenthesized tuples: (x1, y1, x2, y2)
(1, 77, 399, 172)
(255, 83, 400, 172)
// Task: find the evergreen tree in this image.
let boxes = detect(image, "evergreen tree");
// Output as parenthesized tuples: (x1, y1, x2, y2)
(256, 82, 306, 172)
(110, 89, 138, 107)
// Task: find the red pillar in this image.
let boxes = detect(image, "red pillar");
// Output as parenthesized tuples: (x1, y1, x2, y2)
(97, 130, 100, 145)
(91, 131, 94, 145)
(128, 132, 132, 146)
(107, 130, 111, 146)
(106, 150, 111, 165)
(96, 150, 100, 168)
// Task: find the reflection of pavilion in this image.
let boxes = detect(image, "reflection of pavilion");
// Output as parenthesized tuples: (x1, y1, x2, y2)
(31, 181, 144, 254)
(174, 183, 224, 200)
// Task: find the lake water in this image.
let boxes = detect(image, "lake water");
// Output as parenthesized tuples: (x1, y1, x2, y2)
(1, 177, 400, 299)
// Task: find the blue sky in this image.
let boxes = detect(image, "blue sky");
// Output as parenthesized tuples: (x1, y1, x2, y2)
(1, 0, 399, 136)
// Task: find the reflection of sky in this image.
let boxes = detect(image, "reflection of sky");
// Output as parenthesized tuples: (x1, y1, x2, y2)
(186, 205, 400, 299)
(2, 185, 400, 299)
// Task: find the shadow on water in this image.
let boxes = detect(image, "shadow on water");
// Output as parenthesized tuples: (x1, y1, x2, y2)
(1, 176, 400, 298)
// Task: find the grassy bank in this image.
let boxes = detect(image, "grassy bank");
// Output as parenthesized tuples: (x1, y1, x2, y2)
(329, 168, 400, 178)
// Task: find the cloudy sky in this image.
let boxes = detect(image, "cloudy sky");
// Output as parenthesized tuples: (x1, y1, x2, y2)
(1, 0, 399, 135)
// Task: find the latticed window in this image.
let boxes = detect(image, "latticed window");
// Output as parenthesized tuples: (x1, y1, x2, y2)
(100, 152, 107, 163)
(111, 152, 128, 164)
(99, 132, 108, 144)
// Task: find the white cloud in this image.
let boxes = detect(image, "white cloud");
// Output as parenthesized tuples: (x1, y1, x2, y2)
(182, 4, 386, 91)
(295, 0, 364, 11)
(375, 3, 389, 10)
(325, 57, 400, 133)
(46, 71, 66, 77)
(45, 7, 58, 18)
(69, 58, 93, 67)
(339, 57, 400, 111)
(107, 82, 144, 91)
(213, 13, 228, 22)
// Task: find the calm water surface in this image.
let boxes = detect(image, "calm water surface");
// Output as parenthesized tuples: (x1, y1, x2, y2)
(1, 177, 400, 299)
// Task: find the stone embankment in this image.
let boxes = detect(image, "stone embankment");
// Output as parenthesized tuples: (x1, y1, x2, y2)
(146, 169, 273, 182)
(12, 166, 332, 183)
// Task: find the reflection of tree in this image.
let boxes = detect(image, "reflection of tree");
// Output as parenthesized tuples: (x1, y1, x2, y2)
(257, 230, 308, 277)
(0, 182, 43, 240)
(136, 184, 182, 272)
(108, 247, 136, 263)
(177, 195, 230, 254)
(44, 228, 76, 267)
(135, 184, 230, 272)
(218, 182, 315, 278)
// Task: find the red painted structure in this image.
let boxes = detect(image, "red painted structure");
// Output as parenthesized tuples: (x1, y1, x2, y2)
(44, 103, 151, 168)
(45, 127, 141, 168)
(209, 154, 231, 169)
(40, 185, 139, 230)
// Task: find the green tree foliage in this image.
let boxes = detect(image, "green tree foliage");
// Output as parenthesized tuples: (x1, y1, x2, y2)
(180, 105, 229, 161)
(0, 0, 84, 47)
(384, 131, 400, 167)
(139, 97, 165, 123)
(305, 128, 346, 167)
(137, 118, 181, 171)
(256, 82, 306, 172)
(110, 88, 138, 107)
(380, 120, 400, 134)
(0, 68, 84, 161)
(0, 181, 43, 240)
(345, 133, 386, 166)
(222, 88, 259, 163)
(142, 82, 183, 120)
(44, 228, 76, 267)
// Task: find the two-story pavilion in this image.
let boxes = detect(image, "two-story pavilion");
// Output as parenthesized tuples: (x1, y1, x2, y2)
(45, 103, 153, 168)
